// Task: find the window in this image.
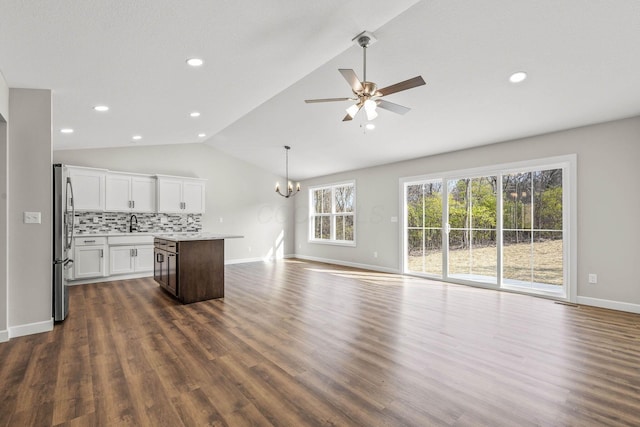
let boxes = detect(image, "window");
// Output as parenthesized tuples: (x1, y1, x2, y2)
(309, 181, 355, 245)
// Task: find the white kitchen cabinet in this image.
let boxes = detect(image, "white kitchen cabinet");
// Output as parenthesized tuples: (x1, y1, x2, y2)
(109, 245, 154, 275)
(73, 237, 107, 279)
(108, 235, 155, 275)
(66, 166, 107, 211)
(157, 175, 206, 214)
(105, 173, 156, 212)
(134, 245, 155, 272)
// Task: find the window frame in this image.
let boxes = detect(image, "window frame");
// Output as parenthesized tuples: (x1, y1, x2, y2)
(308, 180, 356, 246)
(399, 154, 576, 302)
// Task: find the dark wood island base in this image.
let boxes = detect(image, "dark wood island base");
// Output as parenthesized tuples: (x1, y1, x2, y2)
(153, 234, 241, 303)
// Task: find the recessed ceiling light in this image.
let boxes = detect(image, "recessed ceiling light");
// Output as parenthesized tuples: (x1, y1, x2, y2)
(93, 105, 109, 112)
(186, 58, 204, 67)
(190, 111, 200, 117)
(509, 71, 527, 83)
(60, 128, 74, 134)
(365, 123, 375, 130)
(132, 135, 142, 141)
(198, 133, 206, 137)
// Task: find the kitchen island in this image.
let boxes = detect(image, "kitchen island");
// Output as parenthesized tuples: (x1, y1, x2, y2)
(153, 233, 242, 303)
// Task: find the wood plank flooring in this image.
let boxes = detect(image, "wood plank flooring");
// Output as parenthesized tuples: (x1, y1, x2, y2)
(1, 259, 640, 426)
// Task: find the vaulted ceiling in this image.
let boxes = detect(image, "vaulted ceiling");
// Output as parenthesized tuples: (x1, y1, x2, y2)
(2, 1, 640, 179)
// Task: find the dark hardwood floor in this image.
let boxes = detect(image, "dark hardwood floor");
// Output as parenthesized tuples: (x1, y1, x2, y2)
(1, 259, 639, 426)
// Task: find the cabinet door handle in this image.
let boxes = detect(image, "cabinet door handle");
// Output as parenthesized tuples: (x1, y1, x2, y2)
(134, 248, 138, 257)
(99, 249, 104, 258)
(84, 240, 96, 243)
(132, 200, 135, 209)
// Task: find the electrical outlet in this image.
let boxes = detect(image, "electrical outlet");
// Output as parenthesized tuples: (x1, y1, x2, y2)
(219, 217, 223, 223)
(93, 216, 99, 224)
(160, 217, 167, 224)
(373, 251, 378, 258)
(588, 273, 598, 284)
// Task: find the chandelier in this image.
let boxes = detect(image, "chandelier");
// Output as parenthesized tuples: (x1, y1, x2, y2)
(275, 145, 300, 198)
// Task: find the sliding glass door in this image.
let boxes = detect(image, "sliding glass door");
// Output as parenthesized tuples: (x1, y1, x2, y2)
(502, 169, 564, 292)
(406, 180, 443, 276)
(402, 158, 572, 299)
(447, 176, 497, 284)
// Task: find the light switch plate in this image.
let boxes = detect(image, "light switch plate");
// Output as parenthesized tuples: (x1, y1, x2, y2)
(24, 211, 41, 224)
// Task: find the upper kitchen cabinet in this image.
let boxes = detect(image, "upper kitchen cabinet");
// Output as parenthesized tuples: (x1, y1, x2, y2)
(105, 172, 156, 212)
(156, 175, 206, 214)
(66, 166, 107, 211)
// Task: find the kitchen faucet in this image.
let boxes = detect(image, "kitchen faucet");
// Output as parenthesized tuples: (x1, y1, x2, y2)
(129, 214, 138, 233)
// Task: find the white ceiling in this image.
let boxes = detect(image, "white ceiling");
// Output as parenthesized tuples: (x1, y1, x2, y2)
(2, 0, 640, 180)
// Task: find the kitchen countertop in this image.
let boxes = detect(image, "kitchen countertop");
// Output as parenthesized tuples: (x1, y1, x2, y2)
(74, 231, 197, 237)
(154, 232, 244, 242)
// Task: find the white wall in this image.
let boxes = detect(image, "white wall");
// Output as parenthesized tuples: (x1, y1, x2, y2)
(8, 89, 53, 336)
(295, 116, 640, 312)
(0, 71, 8, 341)
(53, 143, 295, 262)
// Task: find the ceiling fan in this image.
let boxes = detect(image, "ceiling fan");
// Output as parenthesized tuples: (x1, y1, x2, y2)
(305, 31, 426, 122)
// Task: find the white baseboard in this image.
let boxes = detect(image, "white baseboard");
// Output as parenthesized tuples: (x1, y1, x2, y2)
(224, 257, 266, 265)
(577, 296, 640, 314)
(68, 271, 153, 286)
(293, 254, 400, 274)
(0, 329, 8, 343)
(225, 254, 297, 265)
(9, 318, 53, 339)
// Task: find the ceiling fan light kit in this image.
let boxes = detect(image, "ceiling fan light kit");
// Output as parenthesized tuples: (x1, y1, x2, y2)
(305, 30, 425, 122)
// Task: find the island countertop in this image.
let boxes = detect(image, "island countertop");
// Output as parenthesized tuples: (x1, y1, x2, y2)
(153, 232, 243, 242)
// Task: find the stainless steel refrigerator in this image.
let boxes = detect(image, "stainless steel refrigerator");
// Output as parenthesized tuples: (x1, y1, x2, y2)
(53, 164, 75, 321)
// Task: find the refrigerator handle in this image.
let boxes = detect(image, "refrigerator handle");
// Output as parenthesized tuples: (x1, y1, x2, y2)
(65, 177, 76, 250)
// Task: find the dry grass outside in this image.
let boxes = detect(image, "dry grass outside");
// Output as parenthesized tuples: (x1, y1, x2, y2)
(409, 239, 563, 286)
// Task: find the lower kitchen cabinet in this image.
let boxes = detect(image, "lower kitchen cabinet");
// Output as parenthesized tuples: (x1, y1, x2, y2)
(73, 237, 107, 279)
(109, 245, 154, 275)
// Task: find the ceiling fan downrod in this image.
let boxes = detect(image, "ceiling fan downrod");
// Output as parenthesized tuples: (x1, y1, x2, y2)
(358, 35, 370, 83)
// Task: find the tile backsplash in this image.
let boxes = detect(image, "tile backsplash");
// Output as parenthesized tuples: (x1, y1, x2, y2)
(74, 212, 202, 234)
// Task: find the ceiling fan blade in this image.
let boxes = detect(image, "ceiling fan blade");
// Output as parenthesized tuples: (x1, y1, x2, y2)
(305, 97, 353, 103)
(376, 99, 411, 115)
(339, 69, 364, 93)
(342, 114, 354, 122)
(376, 76, 426, 97)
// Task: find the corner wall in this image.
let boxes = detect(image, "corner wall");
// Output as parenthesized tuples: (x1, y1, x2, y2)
(0, 71, 8, 342)
(7, 89, 53, 337)
(295, 116, 640, 312)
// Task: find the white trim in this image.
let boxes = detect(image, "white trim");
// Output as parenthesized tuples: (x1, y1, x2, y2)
(9, 318, 53, 339)
(68, 271, 153, 285)
(400, 155, 577, 184)
(294, 254, 400, 274)
(577, 296, 640, 314)
(308, 180, 356, 246)
(0, 329, 8, 343)
(399, 154, 576, 301)
(225, 257, 267, 265)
